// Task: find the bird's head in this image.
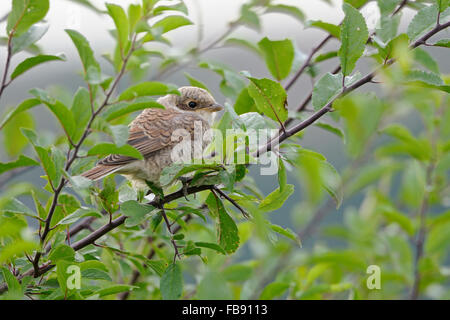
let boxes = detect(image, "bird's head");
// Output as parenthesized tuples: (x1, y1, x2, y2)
(157, 86, 223, 125)
(174, 86, 223, 113)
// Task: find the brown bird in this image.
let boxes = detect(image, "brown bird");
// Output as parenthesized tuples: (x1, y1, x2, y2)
(81, 86, 223, 190)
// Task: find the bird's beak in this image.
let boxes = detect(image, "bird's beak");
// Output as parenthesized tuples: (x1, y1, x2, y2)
(207, 103, 223, 112)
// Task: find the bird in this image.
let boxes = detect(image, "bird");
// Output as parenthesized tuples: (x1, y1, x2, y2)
(81, 86, 223, 190)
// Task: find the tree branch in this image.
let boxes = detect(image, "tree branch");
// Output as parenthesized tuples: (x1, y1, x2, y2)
(409, 163, 434, 300)
(0, 32, 13, 101)
(2, 5, 447, 295)
(31, 33, 141, 276)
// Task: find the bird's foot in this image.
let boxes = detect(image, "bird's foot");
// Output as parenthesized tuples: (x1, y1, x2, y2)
(178, 177, 190, 201)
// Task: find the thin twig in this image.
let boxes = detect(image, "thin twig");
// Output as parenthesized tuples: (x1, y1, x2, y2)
(2, 9, 448, 294)
(0, 33, 13, 101)
(30, 32, 141, 276)
(212, 186, 250, 219)
(409, 163, 433, 300)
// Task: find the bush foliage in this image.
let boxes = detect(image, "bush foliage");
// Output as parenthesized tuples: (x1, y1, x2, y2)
(0, 0, 449, 300)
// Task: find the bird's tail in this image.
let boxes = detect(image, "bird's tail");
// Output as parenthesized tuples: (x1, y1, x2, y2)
(81, 165, 123, 181)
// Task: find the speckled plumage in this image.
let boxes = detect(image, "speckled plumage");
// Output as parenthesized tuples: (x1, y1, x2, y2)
(81, 87, 222, 190)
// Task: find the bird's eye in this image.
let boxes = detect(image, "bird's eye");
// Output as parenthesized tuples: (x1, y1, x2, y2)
(188, 101, 197, 108)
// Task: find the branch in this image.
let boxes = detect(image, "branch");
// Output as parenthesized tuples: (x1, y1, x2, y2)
(70, 184, 212, 251)
(152, 21, 239, 80)
(0, 184, 213, 294)
(284, 34, 333, 92)
(258, 20, 449, 157)
(31, 33, 141, 275)
(283, 0, 408, 128)
(118, 214, 194, 300)
(3, 11, 448, 295)
(409, 163, 433, 300)
(0, 33, 13, 101)
(409, 101, 440, 299)
(212, 186, 250, 219)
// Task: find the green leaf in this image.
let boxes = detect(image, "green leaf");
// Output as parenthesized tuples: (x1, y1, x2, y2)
(7, 0, 49, 36)
(278, 157, 287, 192)
(314, 51, 338, 63)
(343, 0, 370, 9)
(153, 2, 188, 15)
(121, 200, 155, 227)
(215, 196, 240, 254)
(240, 4, 261, 31)
(2, 108, 34, 157)
(407, 4, 440, 43)
(128, 4, 142, 34)
(49, 244, 75, 262)
(21, 128, 60, 187)
(380, 124, 432, 160)
(222, 265, 253, 282)
(377, 13, 401, 43)
(160, 263, 183, 300)
(380, 206, 415, 236)
(0, 155, 39, 175)
(0, 240, 38, 266)
(71, 87, 92, 143)
(259, 184, 295, 212)
(405, 69, 443, 87)
(269, 223, 302, 246)
(259, 282, 290, 300)
(184, 73, 210, 92)
(426, 221, 450, 254)
(58, 208, 102, 225)
(11, 54, 65, 80)
(199, 61, 246, 99)
(314, 122, 345, 140)
(11, 23, 48, 54)
(2, 198, 35, 216)
(65, 29, 101, 84)
(118, 81, 178, 101)
(87, 143, 143, 160)
(224, 38, 262, 56)
(234, 87, 257, 115)
(312, 73, 342, 110)
(152, 15, 192, 34)
(81, 268, 112, 281)
(246, 77, 288, 124)
(107, 125, 129, 147)
(346, 160, 401, 197)
(377, 0, 402, 14)
(106, 3, 129, 55)
(266, 4, 305, 22)
(103, 99, 165, 121)
(0, 267, 22, 299)
(413, 48, 440, 74)
(334, 93, 386, 157)
(258, 37, 295, 81)
(93, 284, 136, 297)
(30, 89, 76, 140)
(432, 39, 450, 48)
(144, 260, 167, 277)
(194, 242, 226, 254)
(159, 163, 222, 186)
(66, 0, 103, 14)
(436, 0, 450, 12)
(338, 3, 369, 76)
(196, 271, 232, 299)
(321, 161, 343, 208)
(306, 20, 341, 38)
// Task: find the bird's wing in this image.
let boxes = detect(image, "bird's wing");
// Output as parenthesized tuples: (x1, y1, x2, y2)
(98, 109, 208, 166)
